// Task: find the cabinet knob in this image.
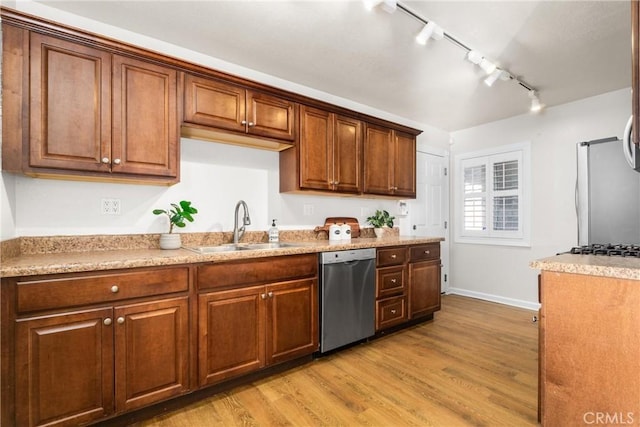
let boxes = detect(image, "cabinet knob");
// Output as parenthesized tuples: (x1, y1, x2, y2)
(424, 250, 430, 254)
(111, 285, 119, 293)
(113, 158, 121, 165)
(391, 254, 397, 259)
(261, 293, 267, 299)
(390, 309, 397, 314)
(104, 318, 112, 326)
(248, 122, 255, 127)
(391, 278, 397, 283)
(117, 317, 125, 324)
(268, 291, 273, 298)
(101, 157, 110, 164)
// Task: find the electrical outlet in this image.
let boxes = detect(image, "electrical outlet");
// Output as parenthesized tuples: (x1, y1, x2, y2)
(101, 198, 121, 215)
(303, 204, 314, 216)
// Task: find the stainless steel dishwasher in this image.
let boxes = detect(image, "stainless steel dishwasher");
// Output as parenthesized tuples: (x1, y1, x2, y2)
(319, 248, 376, 353)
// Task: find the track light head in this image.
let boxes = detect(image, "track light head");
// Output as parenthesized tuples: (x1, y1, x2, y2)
(484, 69, 510, 87)
(479, 58, 497, 75)
(466, 50, 483, 65)
(529, 90, 543, 113)
(363, 0, 396, 13)
(415, 21, 444, 45)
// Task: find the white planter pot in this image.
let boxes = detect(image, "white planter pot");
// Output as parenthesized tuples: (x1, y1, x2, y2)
(374, 228, 384, 238)
(159, 233, 181, 250)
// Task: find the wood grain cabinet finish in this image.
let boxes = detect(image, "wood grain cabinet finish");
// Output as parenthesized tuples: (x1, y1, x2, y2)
(182, 73, 296, 142)
(280, 105, 362, 194)
(10, 267, 190, 427)
(22, 32, 179, 181)
(197, 255, 318, 387)
(408, 243, 441, 319)
(363, 124, 416, 198)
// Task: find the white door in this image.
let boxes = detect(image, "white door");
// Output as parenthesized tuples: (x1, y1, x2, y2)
(412, 151, 450, 292)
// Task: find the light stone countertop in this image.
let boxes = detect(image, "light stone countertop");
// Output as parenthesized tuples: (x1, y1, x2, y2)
(530, 253, 640, 281)
(1, 235, 443, 278)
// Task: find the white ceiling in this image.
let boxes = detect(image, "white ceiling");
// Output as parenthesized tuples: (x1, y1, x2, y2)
(28, 0, 632, 131)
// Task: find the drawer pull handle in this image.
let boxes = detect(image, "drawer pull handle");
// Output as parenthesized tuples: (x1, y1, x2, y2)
(111, 285, 119, 293)
(424, 250, 430, 254)
(391, 309, 397, 314)
(391, 254, 397, 259)
(391, 279, 397, 283)
(104, 318, 112, 326)
(117, 317, 125, 324)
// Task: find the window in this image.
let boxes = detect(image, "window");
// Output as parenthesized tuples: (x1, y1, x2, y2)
(455, 142, 530, 246)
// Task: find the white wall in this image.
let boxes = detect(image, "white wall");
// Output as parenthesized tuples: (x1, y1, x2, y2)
(449, 88, 632, 309)
(0, 2, 450, 238)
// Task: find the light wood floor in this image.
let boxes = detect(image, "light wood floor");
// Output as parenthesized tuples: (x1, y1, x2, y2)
(135, 295, 539, 426)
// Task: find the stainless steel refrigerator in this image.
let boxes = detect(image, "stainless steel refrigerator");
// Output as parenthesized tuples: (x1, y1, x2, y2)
(576, 137, 640, 245)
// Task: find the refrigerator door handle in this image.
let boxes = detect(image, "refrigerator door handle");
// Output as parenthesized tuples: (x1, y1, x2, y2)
(623, 115, 635, 169)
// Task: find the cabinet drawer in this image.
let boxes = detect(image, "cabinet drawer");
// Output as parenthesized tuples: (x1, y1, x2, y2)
(197, 253, 318, 290)
(376, 247, 407, 267)
(409, 243, 440, 262)
(376, 296, 407, 331)
(376, 266, 406, 298)
(17, 267, 189, 313)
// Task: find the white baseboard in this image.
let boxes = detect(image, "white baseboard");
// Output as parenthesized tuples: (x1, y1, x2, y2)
(446, 287, 541, 311)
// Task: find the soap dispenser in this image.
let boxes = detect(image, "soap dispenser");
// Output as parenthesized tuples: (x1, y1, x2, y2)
(269, 219, 279, 243)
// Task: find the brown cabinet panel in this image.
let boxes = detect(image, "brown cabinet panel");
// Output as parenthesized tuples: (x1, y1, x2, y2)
(376, 296, 407, 331)
(376, 266, 406, 298)
(198, 286, 265, 387)
(393, 131, 416, 197)
(333, 114, 363, 193)
(112, 55, 178, 178)
(17, 267, 189, 313)
(363, 125, 393, 195)
(299, 106, 333, 190)
(15, 307, 114, 427)
(409, 243, 440, 262)
(376, 247, 407, 267)
(29, 33, 111, 172)
(247, 90, 296, 141)
(408, 260, 441, 319)
(267, 278, 318, 364)
(114, 297, 189, 412)
(182, 74, 246, 132)
(197, 254, 317, 291)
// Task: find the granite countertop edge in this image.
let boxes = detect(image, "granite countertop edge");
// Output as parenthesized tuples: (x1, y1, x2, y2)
(530, 253, 640, 281)
(1, 236, 444, 278)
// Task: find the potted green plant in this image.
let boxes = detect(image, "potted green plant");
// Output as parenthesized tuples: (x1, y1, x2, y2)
(366, 209, 395, 238)
(153, 200, 198, 249)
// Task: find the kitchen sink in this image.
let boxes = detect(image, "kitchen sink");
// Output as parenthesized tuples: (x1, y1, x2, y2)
(183, 242, 306, 254)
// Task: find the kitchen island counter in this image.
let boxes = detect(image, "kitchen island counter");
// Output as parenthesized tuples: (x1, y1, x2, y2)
(1, 235, 443, 278)
(531, 253, 640, 280)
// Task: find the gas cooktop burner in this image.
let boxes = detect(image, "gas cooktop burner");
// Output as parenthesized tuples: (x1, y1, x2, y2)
(568, 244, 640, 257)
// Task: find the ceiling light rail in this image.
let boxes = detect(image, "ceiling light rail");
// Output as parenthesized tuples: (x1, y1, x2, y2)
(368, 0, 543, 113)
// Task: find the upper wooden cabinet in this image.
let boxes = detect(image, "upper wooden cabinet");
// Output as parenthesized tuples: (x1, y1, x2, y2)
(182, 73, 296, 149)
(280, 105, 362, 194)
(364, 124, 416, 198)
(3, 27, 179, 184)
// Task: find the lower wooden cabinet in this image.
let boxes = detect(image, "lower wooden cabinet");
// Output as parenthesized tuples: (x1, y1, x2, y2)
(198, 278, 318, 387)
(15, 296, 189, 426)
(408, 244, 441, 319)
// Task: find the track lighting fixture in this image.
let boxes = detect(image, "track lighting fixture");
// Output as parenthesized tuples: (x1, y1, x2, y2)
(363, 0, 542, 113)
(529, 90, 543, 113)
(484, 69, 510, 87)
(363, 0, 396, 13)
(415, 21, 443, 45)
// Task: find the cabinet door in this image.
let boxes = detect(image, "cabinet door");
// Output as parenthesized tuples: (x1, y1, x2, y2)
(299, 106, 333, 191)
(29, 33, 111, 172)
(15, 307, 114, 427)
(247, 90, 296, 141)
(363, 124, 394, 195)
(334, 115, 363, 193)
(266, 278, 318, 365)
(408, 260, 441, 318)
(393, 131, 416, 198)
(112, 55, 178, 178)
(198, 286, 265, 386)
(182, 73, 246, 133)
(114, 297, 189, 413)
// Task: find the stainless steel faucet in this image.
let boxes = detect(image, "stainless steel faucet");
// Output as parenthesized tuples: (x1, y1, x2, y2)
(233, 200, 251, 244)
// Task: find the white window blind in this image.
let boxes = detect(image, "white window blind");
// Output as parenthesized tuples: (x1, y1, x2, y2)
(455, 143, 530, 246)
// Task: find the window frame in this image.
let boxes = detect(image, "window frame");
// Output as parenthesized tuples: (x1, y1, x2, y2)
(454, 141, 531, 247)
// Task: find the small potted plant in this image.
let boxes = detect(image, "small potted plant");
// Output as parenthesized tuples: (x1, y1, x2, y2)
(367, 209, 395, 238)
(152, 200, 198, 249)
